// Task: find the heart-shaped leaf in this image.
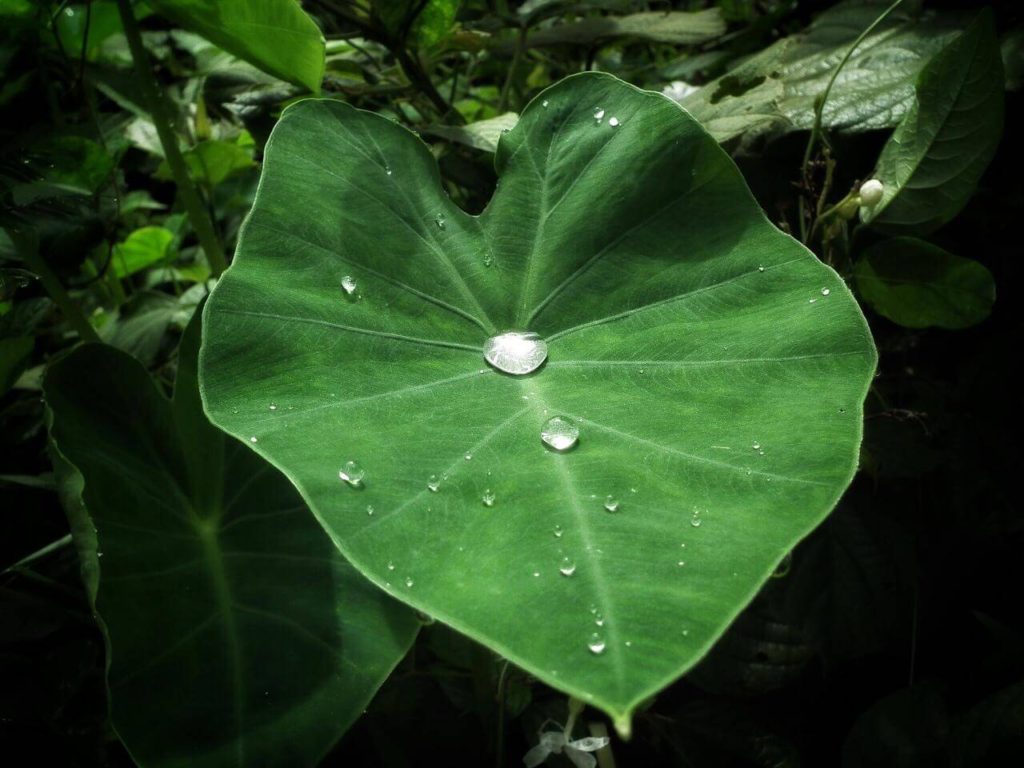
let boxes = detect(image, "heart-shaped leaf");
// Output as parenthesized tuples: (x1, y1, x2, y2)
(200, 72, 877, 730)
(45, 316, 418, 767)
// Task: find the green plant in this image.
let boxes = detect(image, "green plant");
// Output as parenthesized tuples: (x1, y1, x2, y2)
(1, 2, 1018, 766)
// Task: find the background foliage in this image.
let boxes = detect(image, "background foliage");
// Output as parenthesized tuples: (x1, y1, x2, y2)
(1, 0, 1021, 766)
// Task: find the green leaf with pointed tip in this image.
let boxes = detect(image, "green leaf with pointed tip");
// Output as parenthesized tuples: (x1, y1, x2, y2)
(200, 72, 876, 731)
(45, 316, 418, 768)
(861, 10, 1004, 235)
(854, 237, 995, 330)
(148, 0, 325, 93)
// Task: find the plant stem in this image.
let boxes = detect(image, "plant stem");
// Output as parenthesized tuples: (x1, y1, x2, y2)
(799, 0, 905, 242)
(13, 231, 100, 343)
(114, 0, 227, 277)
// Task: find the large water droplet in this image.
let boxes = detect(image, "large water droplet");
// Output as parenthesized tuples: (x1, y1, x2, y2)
(821, 287, 831, 296)
(603, 495, 620, 513)
(559, 557, 576, 577)
(427, 474, 441, 492)
(339, 460, 365, 488)
(483, 331, 548, 375)
(587, 633, 606, 655)
(608, 117, 620, 127)
(341, 276, 358, 298)
(541, 416, 579, 452)
(482, 489, 496, 507)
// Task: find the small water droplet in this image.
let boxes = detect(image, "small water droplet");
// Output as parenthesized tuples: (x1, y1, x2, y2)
(387, 560, 395, 571)
(405, 577, 414, 588)
(339, 460, 365, 488)
(464, 452, 472, 461)
(559, 557, 576, 577)
(690, 508, 703, 528)
(553, 525, 563, 538)
(542, 99, 549, 107)
(752, 442, 761, 451)
(434, 214, 446, 229)
(482, 489, 496, 507)
(595, 615, 605, 627)
(385, 165, 392, 176)
(821, 287, 831, 296)
(366, 505, 375, 516)
(593, 107, 605, 121)
(758, 265, 766, 272)
(533, 571, 540, 577)
(677, 560, 686, 567)
(625, 640, 632, 647)
(587, 633, 606, 655)
(341, 275, 358, 298)
(483, 255, 493, 267)
(268, 403, 278, 411)
(603, 495, 620, 513)
(682, 629, 690, 637)
(608, 117, 620, 127)
(249, 436, 258, 443)
(483, 331, 548, 375)
(427, 474, 441, 492)
(541, 416, 579, 452)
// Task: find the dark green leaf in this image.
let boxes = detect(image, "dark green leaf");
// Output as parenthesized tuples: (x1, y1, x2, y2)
(682, 2, 963, 144)
(147, 0, 325, 93)
(0, 335, 32, 394)
(44, 315, 418, 768)
(199, 72, 877, 730)
(862, 10, 1005, 235)
(854, 237, 995, 329)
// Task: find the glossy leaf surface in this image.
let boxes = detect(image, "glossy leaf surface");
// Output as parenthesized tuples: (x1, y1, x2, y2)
(201, 72, 877, 728)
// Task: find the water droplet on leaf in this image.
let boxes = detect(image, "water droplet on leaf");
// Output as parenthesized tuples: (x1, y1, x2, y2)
(339, 460, 365, 488)
(603, 495, 620, 513)
(482, 489, 496, 507)
(483, 331, 548, 375)
(587, 633, 606, 655)
(541, 416, 579, 451)
(427, 474, 440, 492)
(559, 557, 576, 577)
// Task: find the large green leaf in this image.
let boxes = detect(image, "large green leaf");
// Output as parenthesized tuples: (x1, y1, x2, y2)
(681, 1, 962, 144)
(853, 238, 996, 330)
(200, 72, 877, 730)
(45, 317, 418, 767)
(148, 0, 325, 93)
(860, 10, 1004, 235)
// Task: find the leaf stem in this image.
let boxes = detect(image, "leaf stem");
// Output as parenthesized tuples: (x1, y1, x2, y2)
(114, 0, 228, 277)
(799, 0, 905, 242)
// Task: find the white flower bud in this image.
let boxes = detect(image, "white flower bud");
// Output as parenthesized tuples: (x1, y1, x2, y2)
(859, 178, 884, 207)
